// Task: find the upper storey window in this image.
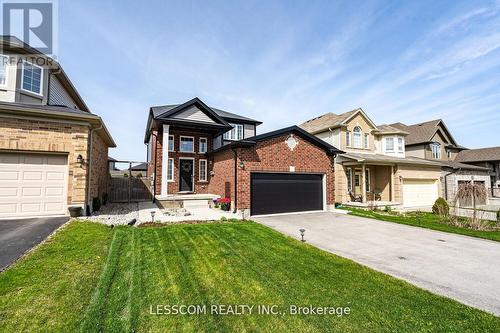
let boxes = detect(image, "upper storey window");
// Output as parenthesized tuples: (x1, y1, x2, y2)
(0, 55, 7, 86)
(224, 123, 244, 141)
(398, 137, 404, 152)
(352, 127, 362, 148)
(431, 143, 441, 159)
(385, 137, 394, 151)
(21, 61, 43, 95)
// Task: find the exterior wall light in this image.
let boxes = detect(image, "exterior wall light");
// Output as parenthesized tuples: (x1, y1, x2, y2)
(299, 228, 306, 242)
(239, 161, 245, 169)
(76, 154, 84, 166)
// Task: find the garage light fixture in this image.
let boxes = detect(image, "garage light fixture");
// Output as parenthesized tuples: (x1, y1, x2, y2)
(239, 161, 245, 169)
(76, 154, 84, 166)
(299, 228, 306, 242)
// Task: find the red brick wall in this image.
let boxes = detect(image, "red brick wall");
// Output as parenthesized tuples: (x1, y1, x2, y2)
(150, 127, 213, 195)
(206, 148, 235, 202)
(208, 133, 335, 210)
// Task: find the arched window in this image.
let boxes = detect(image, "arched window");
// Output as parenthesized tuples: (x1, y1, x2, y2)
(353, 126, 362, 148)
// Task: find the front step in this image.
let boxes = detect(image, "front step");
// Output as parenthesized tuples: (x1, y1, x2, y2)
(183, 199, 210, 209)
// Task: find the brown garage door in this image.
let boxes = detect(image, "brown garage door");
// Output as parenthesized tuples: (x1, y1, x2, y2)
(250, 173, 323, 216)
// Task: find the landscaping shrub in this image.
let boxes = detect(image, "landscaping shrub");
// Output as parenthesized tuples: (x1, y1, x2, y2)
(432, 197, 449, 217)
(92, 197, 102, 212)
(497, 209, 500, 224)
(136, 172, 143, 178)
(102, 193, 108, 206)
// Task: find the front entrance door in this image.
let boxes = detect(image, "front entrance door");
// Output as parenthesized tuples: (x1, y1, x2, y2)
(354, 169, 362, 195)
(179, 159, 194, 192)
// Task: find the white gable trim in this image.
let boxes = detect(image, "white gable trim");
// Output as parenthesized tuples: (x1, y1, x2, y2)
(342, 108, 378, 129)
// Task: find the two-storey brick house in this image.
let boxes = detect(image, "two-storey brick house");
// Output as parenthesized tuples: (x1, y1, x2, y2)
(0, 36, 115, 218)
(144, 97, 342, 216)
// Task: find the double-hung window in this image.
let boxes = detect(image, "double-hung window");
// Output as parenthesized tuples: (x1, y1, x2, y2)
(353, 127, 362, 148)
(180, 136, 194, 152)
(224, 124, 244, 140)
(199, 159, 207, 181)
(346, 168, 353, 192)
(398, 137, 404, 152)
(166, 158, 174, 181)
(168, 135, 175, 151)
(0, 55, 8, 86)
(346, 131, 351, 147)
(365, 168, 371, 192)
(22, 61, 43, 95)
(199, 138, 207, 153)
(385, 137, 394, 152)
(364, 133, 369, 149)
(431, 143, 441, 159)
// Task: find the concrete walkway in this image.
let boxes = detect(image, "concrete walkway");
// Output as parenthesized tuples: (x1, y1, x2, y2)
(254, 212, 500, 316)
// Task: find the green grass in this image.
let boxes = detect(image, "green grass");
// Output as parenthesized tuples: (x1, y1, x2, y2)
(1, 220, 499, 332)
(346, 208, 500, 242)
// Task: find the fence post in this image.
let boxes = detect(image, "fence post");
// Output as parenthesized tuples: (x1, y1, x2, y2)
(128, 162, 132, 203)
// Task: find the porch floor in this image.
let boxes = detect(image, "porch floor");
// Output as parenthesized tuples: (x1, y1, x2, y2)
(344, 201, 400, 208)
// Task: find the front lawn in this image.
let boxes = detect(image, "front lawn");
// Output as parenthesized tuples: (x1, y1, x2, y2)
(346, 208, 500, 242)
(1, 220, 499, 332)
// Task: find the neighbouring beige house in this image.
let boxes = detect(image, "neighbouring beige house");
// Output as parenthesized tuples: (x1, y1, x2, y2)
(391, 120, 492, 206)
(300, 108, 443, 209)
(0, 36, 115, 218)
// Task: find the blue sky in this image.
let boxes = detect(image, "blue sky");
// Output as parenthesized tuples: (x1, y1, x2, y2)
(56, 0, 500, 161)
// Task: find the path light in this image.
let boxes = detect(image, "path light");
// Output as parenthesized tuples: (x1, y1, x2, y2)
(150, 211, 156, 223)
(299, 229, 306, 242)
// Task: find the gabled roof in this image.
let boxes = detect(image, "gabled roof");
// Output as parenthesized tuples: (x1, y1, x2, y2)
(455, 147, 500, 163)
(391, 119, 458, 146)
(299, 108, 377, 134)
(152, 97, 231, 126)
(209, 125, 344, 156)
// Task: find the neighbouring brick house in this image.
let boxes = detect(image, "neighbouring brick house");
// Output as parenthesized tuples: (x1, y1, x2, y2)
(145, 97, 342, 216)
(0, 36, 115, 218)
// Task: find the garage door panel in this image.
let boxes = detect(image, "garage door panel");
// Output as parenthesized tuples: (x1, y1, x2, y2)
(0, 153, 68, 217)
(402, 179, 438, 207)
(251, 173, 323, 215)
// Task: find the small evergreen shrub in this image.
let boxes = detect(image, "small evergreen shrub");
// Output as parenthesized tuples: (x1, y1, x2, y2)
(92, 197, 102, 212)
(432, 197, 449, 217)
(496, 209, 500, 223)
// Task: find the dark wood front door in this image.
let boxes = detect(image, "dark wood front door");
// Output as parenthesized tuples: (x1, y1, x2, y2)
(179, 159, 194, 192)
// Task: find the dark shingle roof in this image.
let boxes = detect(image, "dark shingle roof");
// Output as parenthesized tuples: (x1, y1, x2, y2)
(299, 109, 359, 134)
(439, 160, 489, 171)
(151, 104, 261, 124)
(390, 119, 442, 145)
(455, 147, 500, 162)
(130, 162, 148, 171)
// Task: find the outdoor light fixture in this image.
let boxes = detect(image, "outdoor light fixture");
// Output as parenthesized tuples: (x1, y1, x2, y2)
(76, 154, 84, 166)
(150, 211, 156, 223)
(239, 161, 245, 169)
(299, 228, 306, 242)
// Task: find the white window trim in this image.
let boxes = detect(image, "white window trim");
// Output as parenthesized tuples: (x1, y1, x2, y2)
(431, 143, 441, 159)
(179, 136, 195, 153)
(199, 159, 208, 182)
(346, 131, 351, 147)
(224, 123, 244, 141)
(346, 168, 353, 192)
(168, 135, 175, 152)
(352, 127, 362, 148)
(385, 137, 394, 152)
(166, 158, 174, 182)
(20, 60, 43, 96)
(398, 137, 404, 152)
(199, 137, 207, 153)
(0, 54, 8, 88)
(365, 168, 371, 192)
(364, 133, 369, 149)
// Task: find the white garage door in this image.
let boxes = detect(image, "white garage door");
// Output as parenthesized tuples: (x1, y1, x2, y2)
(402, 179, 438, 208)
(0, 153, 68, 218)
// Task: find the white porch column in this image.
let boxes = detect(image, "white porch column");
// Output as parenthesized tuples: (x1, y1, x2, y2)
(161, 124, 170, 197)
(361, 164, 367, 203)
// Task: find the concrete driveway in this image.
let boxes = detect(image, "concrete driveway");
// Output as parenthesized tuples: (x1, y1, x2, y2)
(0, 217, 68, 271)
(254, 212, 500, 316)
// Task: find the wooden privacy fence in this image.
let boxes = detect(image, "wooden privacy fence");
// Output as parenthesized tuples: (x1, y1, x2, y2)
(109, 160, 152, 203)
